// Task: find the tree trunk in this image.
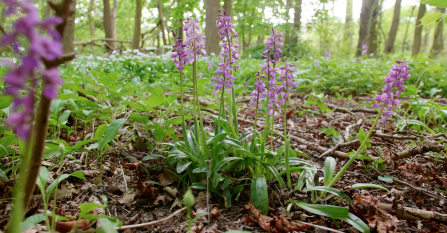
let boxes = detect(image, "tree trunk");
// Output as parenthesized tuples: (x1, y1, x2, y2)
(344, 0, 353, 55)
(44, 0, 54, 17)
(157, 0, 167, 46)
(384, 0, 401, 54)
(431, 7, 445, 57)
(401, 6, 415, 55)
(88, 0, 95, 37)
(412, 2, 426, 56)
(205, 0, 220, 56)
(293, 0, 302, 33)
(132, 0, 142, 50)
(356, 0, 379, 56)
(63, 0, 77, 54)
(103, 0, 115, 51)
(224, 0, 232, 18)
(111, 0, 117, 41)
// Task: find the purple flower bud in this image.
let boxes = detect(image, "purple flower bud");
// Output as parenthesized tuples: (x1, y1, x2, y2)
(325, 50, 331, 59)
(362, 42, 368, 55)
(183, 18, 206, 64)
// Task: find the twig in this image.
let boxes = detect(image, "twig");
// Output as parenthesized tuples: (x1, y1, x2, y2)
(367, 165, 445, 200)
(87, 71, 112, 107)
(115, 207, 186, 230)
(344, 119, 364, 141)
(295, 221, 344, 233)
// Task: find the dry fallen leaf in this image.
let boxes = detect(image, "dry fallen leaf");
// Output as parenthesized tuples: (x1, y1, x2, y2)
(170, 197, 182, 211)
(159, 169, 180, 186)
(164, 186, 178, 197)
(244, 202, 310, 233)
(210, 207, 219, 220)
(194, 192, 207, 211)
(118, 191, 136, 204)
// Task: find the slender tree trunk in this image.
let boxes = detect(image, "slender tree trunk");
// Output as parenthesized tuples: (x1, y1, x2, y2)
(111, 0, 117, 41)
(205, 0, 220, 55)
(224, 0, 232, 18)
(357, 0, 378, 56)
(63, 0, 77, 54)
(431, 7, 445, 57)
(132, 0, 142, 50)
(157, 29, 161, 54)
(103, 0, 115, 51)
(412, 2, 426, 56)
(293, 0, 302, 36)
(284, 0, 292, 56)
(241, 0, 248, 51)
(44, 0, 54, 17)
(88, 0, 95, 37)
(384, 0, 401, 54)
(157, 0, 167, 46)
(165, 4, 172, 44)
(344, 0, 353, 55)
(401, 6, 415, 55)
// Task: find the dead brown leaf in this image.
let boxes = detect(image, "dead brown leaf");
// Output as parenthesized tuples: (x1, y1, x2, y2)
(210, 207, 219, 220)
(159, 169, 180, 186)
(244, 202, 310, 232)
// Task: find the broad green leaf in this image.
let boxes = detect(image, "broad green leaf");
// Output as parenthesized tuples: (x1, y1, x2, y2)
(421, 0, 447, 8)
(95, 124, 108, 138)
(0, 135, 18, 147)
(317, 101, 331, 113)
(102, 73, 120, 86)
(191, 183, 222, 197)
(146, 180, 165, 187)
(0, 96, 13, 109)
(357, 128, 371, 148)
(98, 119, 126, 151)
(251, 176, 269, 215)
(20, 214, 46, 232)
(36, 167, 49, 195)
(420, 13, 443, 25)
(45, 174, 70, 198)
(176, 160, 192, 173)
(345, 213, 370, 233)
(153, 126, 166, 141)
(58, 110, 72, 125)
(350, 183, 389, 191)
(97, 218, 119, 233)
(291, 201, 348, 219)
(129, 113, 149, 123)
(71, 171, 85, 180)
(324, 157, 336, 186)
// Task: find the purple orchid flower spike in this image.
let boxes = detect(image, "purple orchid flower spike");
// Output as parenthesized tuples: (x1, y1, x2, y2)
(249, 72, 266, 111)
(264, 28, 283, 61)
(1, 0, 63, 141)
(183, 18, 206, 64)
(372, 59, 411, 124)
(212, 9, 240, 95)
(171, 30, 187, 72)
(278, 63, 297, 106)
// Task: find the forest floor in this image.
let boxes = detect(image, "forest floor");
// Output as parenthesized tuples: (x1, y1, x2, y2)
(1, 93, 447, 233)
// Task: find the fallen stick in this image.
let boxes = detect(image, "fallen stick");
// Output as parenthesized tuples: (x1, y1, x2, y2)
(394, 139, 445, 160)
(115, 207, 186, 230)
(376, 203, 447, 223)
(368, 165, 445, 200)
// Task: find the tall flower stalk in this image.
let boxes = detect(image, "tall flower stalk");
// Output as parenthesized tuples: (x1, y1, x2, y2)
(319, 59, 410, 199)
(171, 30, 188, 140)
(183, 18, 207, 155)
(261, 28, 283, 151)
(212, 9, 240, 133)
(278, 63, 297, 187)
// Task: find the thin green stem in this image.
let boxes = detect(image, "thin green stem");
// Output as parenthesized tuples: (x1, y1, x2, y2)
(319, 108, 383, 199)
(284, 82, 291, 188)
(180, 71, 187, 140)
(225, 35, 238, 135)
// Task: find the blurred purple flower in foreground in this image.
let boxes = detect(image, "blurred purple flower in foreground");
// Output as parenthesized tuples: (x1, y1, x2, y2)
(183, 18, 206, 64)
(325, 50, 331, 59)
(1, 0, 63, 141)
(171, 30, 187, 72)
(372, 59, 411, 124)
(362, 42, 368, 55)
(212, 9, 240, 94)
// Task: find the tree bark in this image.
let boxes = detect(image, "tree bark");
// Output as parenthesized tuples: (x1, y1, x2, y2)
(132, 0, 142, 50)
(88, 0, 95, 37)
(63, 0, 77, 54)
(344, 0, 353, 55)
(411, 2, 426, 56)
(157, 0, 167, 46)
(384, 0, 401, 54)
(103, 0, 115, 51)
(111, 0, 117, 42)
(205, 0, 220, 55)
(430, 7, 445, 58)
(401, 6, 415, 55)
(356, 0, 379, 56)
(224, 0, 232, 18)
(293, 0, 302, 33)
